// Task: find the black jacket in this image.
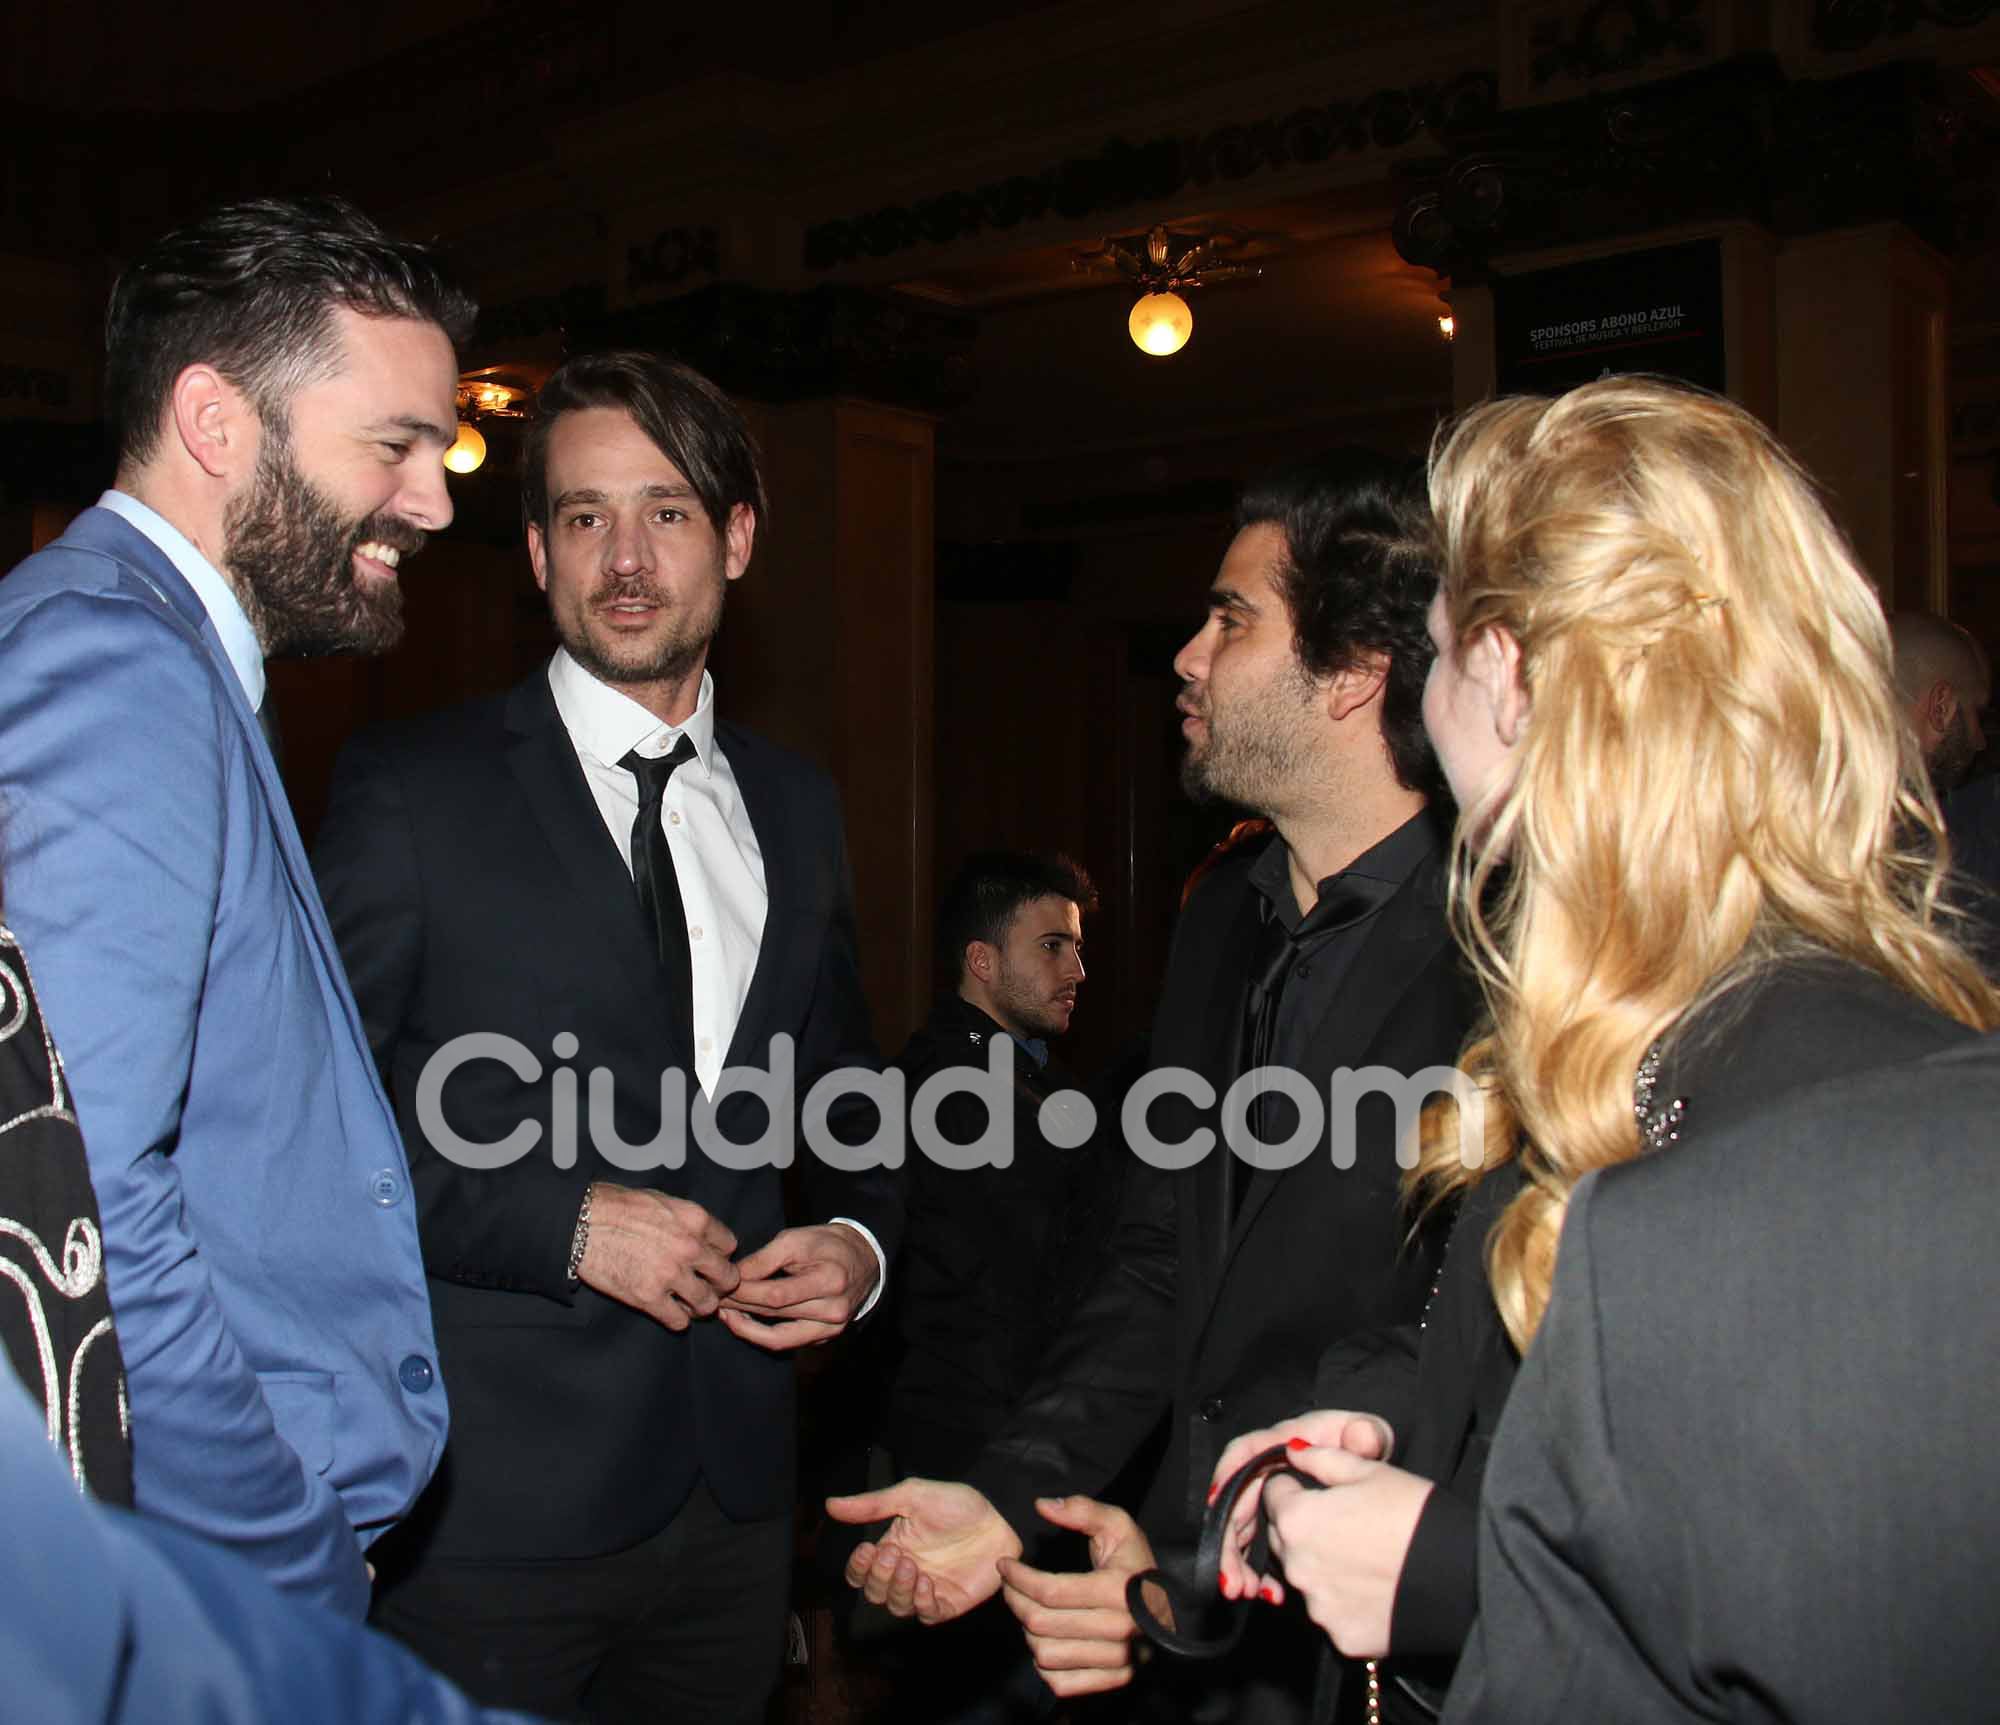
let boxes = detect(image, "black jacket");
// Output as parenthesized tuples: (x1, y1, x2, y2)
(879, 995, 1125, 1478)
(964, 817, 1477, 1722)
(313, 672, 901, 1562)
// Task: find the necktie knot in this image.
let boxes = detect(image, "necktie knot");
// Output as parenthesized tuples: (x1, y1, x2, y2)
(620, 733, 697, 806)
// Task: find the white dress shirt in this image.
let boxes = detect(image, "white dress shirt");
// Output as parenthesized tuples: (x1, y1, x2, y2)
(546, 650, 885, 1306)
(97, 490, 265, 709)
(548, 649, 764, 1098)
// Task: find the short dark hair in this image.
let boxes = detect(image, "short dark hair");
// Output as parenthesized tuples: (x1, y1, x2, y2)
(938, 851, 1097, 978)
(105, 194, 477, 467)
(522, 351, 768, 536)
(1234, 451, 1439, 793)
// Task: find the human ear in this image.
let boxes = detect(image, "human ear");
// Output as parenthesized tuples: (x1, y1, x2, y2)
(169, 365, 246, 481)
(723, 503, 756, 582)
(1926, 681, 1959, 737)
(1470, 626, 1530, 747)
(1324, 651, 1390, 722)
(526, 519, 550, 593)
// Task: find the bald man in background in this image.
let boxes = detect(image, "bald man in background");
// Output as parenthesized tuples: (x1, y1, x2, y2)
(1890, 611, 1990, 795)
(1889, 612, 2000, 969)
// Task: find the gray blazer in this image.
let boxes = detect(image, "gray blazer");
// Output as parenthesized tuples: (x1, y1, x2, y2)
(1445, 1030, 2000, 1721)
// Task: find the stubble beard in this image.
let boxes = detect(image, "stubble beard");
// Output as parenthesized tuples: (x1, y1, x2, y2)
(560, 572, 727, 695)
(223, 415, 417, 659)
(1179, 669, 1321, 815)
(992, 966, 1071, 1043)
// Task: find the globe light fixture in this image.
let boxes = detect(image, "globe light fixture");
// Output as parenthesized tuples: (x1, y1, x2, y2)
(443, 421, 488, 474)
(1076, 224, 1263, 362)
(1129, 291, 1194, 357)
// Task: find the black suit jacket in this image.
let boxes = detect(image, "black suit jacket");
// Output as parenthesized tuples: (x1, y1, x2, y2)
(1444, 994, 1994, 1722)
(313, 671, 900, 1562)
(967, 818, 1475, 1559)
(880, 996, 1126, 1479)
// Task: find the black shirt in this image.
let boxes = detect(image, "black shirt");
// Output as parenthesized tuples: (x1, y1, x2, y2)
(1238, 810, 1447, 1155)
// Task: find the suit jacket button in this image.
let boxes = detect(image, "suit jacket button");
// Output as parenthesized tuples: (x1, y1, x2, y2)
(398, 1354, 435, 1394)
(1199, 1396, 1223, 1422)
(368, 1167, 404, 1207)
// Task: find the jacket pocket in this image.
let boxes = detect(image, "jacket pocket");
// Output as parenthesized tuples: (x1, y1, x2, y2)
(261, 1370, 338, 1476)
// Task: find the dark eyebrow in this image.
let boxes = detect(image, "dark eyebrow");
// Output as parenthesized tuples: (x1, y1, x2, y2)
(552, 483, 701, 510)
(1031, 927, 1078, 942)
(366, 414, 454, 447)
(1208, 583, 1257, 614)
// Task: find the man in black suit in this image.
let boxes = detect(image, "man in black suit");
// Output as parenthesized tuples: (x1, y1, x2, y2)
(830, 454, 1475, 1722)
(884, 849, 1107, 1486)
(314, 351, 901, 1724)
(1444, 1038, 2000, 1722)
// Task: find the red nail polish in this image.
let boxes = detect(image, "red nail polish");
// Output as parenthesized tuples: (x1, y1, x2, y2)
(1287, 1436, 1310, 1451)
(1206, 1482, 1219, 1505)
(1217, 1571, 1232, 1598)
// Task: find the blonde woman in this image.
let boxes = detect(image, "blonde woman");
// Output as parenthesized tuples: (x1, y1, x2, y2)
(1210, 376, 2000, 1723)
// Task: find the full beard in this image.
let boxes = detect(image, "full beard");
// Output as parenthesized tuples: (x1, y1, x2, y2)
(223, 421, 421, 658)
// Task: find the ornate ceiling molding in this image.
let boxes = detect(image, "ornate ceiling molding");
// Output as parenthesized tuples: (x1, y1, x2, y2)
(1393, 54, 1971, 278)
(802, 70, 1497, 272)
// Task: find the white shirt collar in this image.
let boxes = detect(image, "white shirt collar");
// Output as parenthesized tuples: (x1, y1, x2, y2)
(546, 647, 718, 774)
(96, 489, 265, 710)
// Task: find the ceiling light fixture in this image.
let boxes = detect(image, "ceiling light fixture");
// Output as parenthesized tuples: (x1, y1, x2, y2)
(1075, 224, 1263, 359)
(444, 377, 534, 477)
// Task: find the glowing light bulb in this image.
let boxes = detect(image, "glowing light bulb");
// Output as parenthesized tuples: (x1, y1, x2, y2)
(1128, 291, 1193, 357)
(1438, 314, 1456, 341)
(443, 422, 487, 475)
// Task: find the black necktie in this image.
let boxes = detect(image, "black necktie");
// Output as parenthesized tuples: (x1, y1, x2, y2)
(621, 735, 699, 1030)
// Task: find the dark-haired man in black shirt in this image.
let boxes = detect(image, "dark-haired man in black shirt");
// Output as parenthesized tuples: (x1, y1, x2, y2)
(831, 454, 1476, 1723)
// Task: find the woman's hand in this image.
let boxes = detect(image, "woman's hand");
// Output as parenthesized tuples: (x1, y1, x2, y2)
(1209, 1410, 1396, 1602)
(1260, 1447, 1434, 1660)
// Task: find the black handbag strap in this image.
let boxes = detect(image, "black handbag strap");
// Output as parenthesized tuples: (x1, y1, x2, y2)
(1126, 1441, 1316, 1660)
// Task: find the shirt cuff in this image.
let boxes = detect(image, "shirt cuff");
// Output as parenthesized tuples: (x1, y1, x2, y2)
(828, 1217, 887, 1319)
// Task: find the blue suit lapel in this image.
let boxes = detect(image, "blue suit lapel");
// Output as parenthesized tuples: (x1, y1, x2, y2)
(63, 508, 399, 1138)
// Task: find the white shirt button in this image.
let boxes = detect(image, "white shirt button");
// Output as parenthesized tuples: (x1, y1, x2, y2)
(700, 1036, 714, 1052)
(690, 926, 704, 940)
(669, 811, 682, 825)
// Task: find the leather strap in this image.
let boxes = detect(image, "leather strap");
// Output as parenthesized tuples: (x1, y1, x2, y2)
(1126, 1441, 1316, 1661)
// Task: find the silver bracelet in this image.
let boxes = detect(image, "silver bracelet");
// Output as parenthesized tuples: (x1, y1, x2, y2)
(567, 1183, 594, 1285)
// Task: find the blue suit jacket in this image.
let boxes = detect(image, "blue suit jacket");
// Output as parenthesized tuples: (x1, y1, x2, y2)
(0, 1370, 534, 1725)
(0, 506, 447, 1616)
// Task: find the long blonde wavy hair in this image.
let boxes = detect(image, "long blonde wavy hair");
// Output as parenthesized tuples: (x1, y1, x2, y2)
(1410, 377, 2000, 1350)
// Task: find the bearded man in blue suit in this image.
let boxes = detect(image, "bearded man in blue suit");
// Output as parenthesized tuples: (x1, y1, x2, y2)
(0, 196, 475, 1617)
